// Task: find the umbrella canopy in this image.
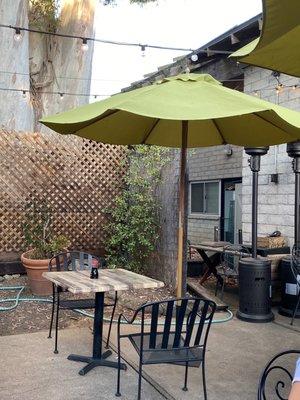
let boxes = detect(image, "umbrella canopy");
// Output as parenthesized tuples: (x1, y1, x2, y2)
(42, 73, 300, 147)
(41, 73, 300, 297)
(230, 0, 300, 77)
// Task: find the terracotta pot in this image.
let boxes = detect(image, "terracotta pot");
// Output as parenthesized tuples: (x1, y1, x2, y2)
(21, 250, 53, 296)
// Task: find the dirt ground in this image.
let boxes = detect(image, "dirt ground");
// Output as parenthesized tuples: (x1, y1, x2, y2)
(0, 275, 173, 336)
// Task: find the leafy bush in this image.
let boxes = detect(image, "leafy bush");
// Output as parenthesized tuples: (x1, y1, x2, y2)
(29, 0, 60, 32)
(23, 202, 69, 259)
(105, 145, 169, 273)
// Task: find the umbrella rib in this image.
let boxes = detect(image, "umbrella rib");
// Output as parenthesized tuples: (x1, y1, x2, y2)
(212, 119, 226, 144)
(142, 118, 160, 144)
(253, 112, 291, 134)
(77, 109, 120, 130)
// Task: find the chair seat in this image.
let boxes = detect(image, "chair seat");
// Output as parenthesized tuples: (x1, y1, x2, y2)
(128, 332, 203, 365)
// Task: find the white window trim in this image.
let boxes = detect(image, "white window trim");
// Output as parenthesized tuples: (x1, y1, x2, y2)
(189, 180, 221, 217)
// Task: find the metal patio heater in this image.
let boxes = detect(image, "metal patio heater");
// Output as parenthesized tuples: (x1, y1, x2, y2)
(237, 147, 275, 323)
(279, 141, 300, 318)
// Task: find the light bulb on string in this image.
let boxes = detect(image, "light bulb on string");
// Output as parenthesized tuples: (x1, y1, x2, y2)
(276, 84, 283, 95)
(293, 85, 297, 90)
(140, 45, 146, 57)
(22, 90, 27, 98)
(59, 92, 64, 100)
(14, 28, 22, 42)
(254, 90, 259, 96)
(81, 38, 89, 52)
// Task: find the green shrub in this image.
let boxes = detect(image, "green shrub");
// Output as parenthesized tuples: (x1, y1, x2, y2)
(105, 145, 169, 273)
(23, 202, 69, 259)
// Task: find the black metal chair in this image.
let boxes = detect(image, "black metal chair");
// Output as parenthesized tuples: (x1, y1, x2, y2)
(116, 297, 216, 400)
(290, 246, 300, 325)
(257, 350, 300, 400)
(48, 251, 117, 354)
(215, 244, 250, 299)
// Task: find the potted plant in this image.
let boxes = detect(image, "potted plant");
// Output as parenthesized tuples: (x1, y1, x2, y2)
(21, 203, 69, 295)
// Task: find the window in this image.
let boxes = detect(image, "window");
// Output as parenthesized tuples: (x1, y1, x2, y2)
(190, 181, 219, 215)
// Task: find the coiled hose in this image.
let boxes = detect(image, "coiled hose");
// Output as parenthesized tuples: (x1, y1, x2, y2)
(0, 285, 234, 325)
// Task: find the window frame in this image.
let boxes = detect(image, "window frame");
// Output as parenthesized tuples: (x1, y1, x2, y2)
(189, 180, 221, 216)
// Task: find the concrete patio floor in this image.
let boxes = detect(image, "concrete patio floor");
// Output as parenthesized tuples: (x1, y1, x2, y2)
(104, 311, 300, 400)
(1, 311, 300, 400)
(0, 328, 164, 400)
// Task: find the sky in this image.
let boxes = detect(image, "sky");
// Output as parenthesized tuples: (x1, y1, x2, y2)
(91, 0, 262, 100)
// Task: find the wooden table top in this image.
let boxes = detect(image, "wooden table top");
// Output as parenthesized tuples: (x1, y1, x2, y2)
(190, 241, 231, 253)
(43, 268, 164, 294)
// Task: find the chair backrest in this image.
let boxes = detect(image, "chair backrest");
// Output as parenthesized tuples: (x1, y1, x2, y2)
(257, 350, 300, 400)
(222, 244, 250, 273)
(48, 251, 101, 272)
(134, 297, 216, 352)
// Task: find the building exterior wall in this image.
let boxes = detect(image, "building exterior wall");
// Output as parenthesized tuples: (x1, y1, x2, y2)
(188, 145, 243, 244)
(242, 66, 300, 246)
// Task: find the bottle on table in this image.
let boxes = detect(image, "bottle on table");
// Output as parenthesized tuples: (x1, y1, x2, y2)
(90, 258, 99, 279)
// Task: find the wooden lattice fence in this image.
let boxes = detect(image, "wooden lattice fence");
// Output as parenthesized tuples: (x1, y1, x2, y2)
(0, 129, 127, 255)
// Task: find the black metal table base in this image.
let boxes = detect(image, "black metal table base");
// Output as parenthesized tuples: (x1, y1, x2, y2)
(68, 350, 127, 376)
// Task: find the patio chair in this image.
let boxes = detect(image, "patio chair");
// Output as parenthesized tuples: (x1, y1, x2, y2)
(47, 251, 117, 354)
(290, 245, 300, 326)
(215, 244, 250, 299)
(116, 297, 216, 400)
(257, 349, 300, 400)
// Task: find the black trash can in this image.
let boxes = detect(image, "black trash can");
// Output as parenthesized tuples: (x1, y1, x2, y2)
(279, 256, 300, 318)
(237, 258, 274, 323)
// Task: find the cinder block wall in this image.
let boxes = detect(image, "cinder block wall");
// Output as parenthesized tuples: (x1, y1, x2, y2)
(242, 66, 300, 246)
(188, 145, 242, 244)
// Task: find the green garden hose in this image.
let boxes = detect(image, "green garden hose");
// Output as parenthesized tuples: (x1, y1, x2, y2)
(0, 285, 234, 324)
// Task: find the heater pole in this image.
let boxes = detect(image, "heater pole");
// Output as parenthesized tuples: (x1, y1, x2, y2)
(287, 141, 300, 251)
(245, 147, 269, 258)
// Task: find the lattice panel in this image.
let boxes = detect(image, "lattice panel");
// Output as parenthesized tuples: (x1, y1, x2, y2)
(0, 129, 127, 254)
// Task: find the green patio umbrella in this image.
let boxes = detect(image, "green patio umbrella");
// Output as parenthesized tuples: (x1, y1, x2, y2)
(230, 0, 300, 77)
(41, 73, 300, 297)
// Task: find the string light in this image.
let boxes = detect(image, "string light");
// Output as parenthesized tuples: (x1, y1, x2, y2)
(0, 23, 233, 55)
(140, 45, 146, 57)
(22, 90, 27, 98)
(81, 38, 89, 52)
(59, 93, 64, 99)
(254, 90, 259, 96)
(0, 69, 132, 84)
(13, 28, 22, 42)
(276, 84, 283, 94)
(0, 87, 111, 98)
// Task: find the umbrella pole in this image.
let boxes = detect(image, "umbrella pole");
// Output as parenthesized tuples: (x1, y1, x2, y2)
(176, 120, 188, 298)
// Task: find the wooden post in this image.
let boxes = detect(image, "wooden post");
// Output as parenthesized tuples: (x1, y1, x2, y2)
(176, 120, 188, 298)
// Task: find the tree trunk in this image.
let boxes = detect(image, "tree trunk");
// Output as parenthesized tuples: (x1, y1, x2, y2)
(0, 0, 34, 131)
(29, 0, 96, 132)
(0, 0, 96, 132)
